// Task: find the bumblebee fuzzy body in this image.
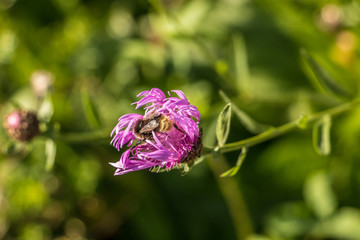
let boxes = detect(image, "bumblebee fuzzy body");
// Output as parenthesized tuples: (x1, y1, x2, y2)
(133, 113, 173, 141)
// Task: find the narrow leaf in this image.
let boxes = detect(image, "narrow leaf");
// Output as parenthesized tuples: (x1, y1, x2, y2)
(232, 34, 251, 92)
(219, 90, 270, 133)
(45, 138, 57, 171)
(301, 49, 352, 98)
(313, 115, 332, 156)
(216, 103, 231, 147)
(220, 147, 247, 177)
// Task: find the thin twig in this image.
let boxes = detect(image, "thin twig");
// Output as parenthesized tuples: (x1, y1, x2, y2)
(220, 98, 360, 153)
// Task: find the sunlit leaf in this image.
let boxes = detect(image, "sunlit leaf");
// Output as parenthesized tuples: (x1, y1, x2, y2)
(216, 103, 231, 147)
(220, 147, 247, 177)
(45, 138, 57, 171)
(219, 90, 270, 133)
(303, 171, 337, 219)
(312, 115, 332, 156)
(301, 49, 352, 98)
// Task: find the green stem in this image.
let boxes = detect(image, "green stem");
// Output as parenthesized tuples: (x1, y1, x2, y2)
(220, 98, 360, 153)
(207, 156, 253, 239)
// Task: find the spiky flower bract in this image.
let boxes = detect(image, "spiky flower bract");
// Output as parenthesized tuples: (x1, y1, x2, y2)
(110, 88, 201, 175)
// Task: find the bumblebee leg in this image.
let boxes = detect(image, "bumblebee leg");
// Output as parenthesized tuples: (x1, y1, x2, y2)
(134, 139, 145, 147)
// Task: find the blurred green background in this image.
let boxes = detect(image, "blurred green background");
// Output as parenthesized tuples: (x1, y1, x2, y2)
(1, 0, 360, 239)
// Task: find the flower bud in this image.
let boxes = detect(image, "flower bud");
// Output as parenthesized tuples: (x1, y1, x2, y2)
(4, 110, 39, 141)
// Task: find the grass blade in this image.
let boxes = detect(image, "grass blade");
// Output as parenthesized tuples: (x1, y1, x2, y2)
(220, 90, 270, 133)
(301, 49, 352, 98)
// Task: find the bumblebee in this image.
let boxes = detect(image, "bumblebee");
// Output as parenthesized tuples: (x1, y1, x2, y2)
(133, 113, 175, 142)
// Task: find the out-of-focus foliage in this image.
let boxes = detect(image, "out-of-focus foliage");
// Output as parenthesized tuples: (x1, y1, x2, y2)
(1, 0, 360, 239)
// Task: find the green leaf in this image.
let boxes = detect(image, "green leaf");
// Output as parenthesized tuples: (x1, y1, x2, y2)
(45, 138, 57, 171)
(303, 171, 337, 219)
(216, 103, 231, 147)
(220, 147, 247, 177)
(300, 49, 352, 98)
(313, 115, 332, 156)
(232, 34, 251, 92)
(81, 91, 101, 128)
(219, 90, 270, 133)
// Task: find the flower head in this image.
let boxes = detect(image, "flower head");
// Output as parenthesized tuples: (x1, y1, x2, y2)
(110, 88, 202, 175)
(4, 110, 39, 141)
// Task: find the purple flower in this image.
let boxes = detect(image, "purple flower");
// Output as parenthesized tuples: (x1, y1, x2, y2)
(110, 88, 202, 175)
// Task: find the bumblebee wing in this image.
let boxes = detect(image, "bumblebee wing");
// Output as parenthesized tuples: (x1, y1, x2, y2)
(139, 120, 159, 133)
(144, 111, 158, 120)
